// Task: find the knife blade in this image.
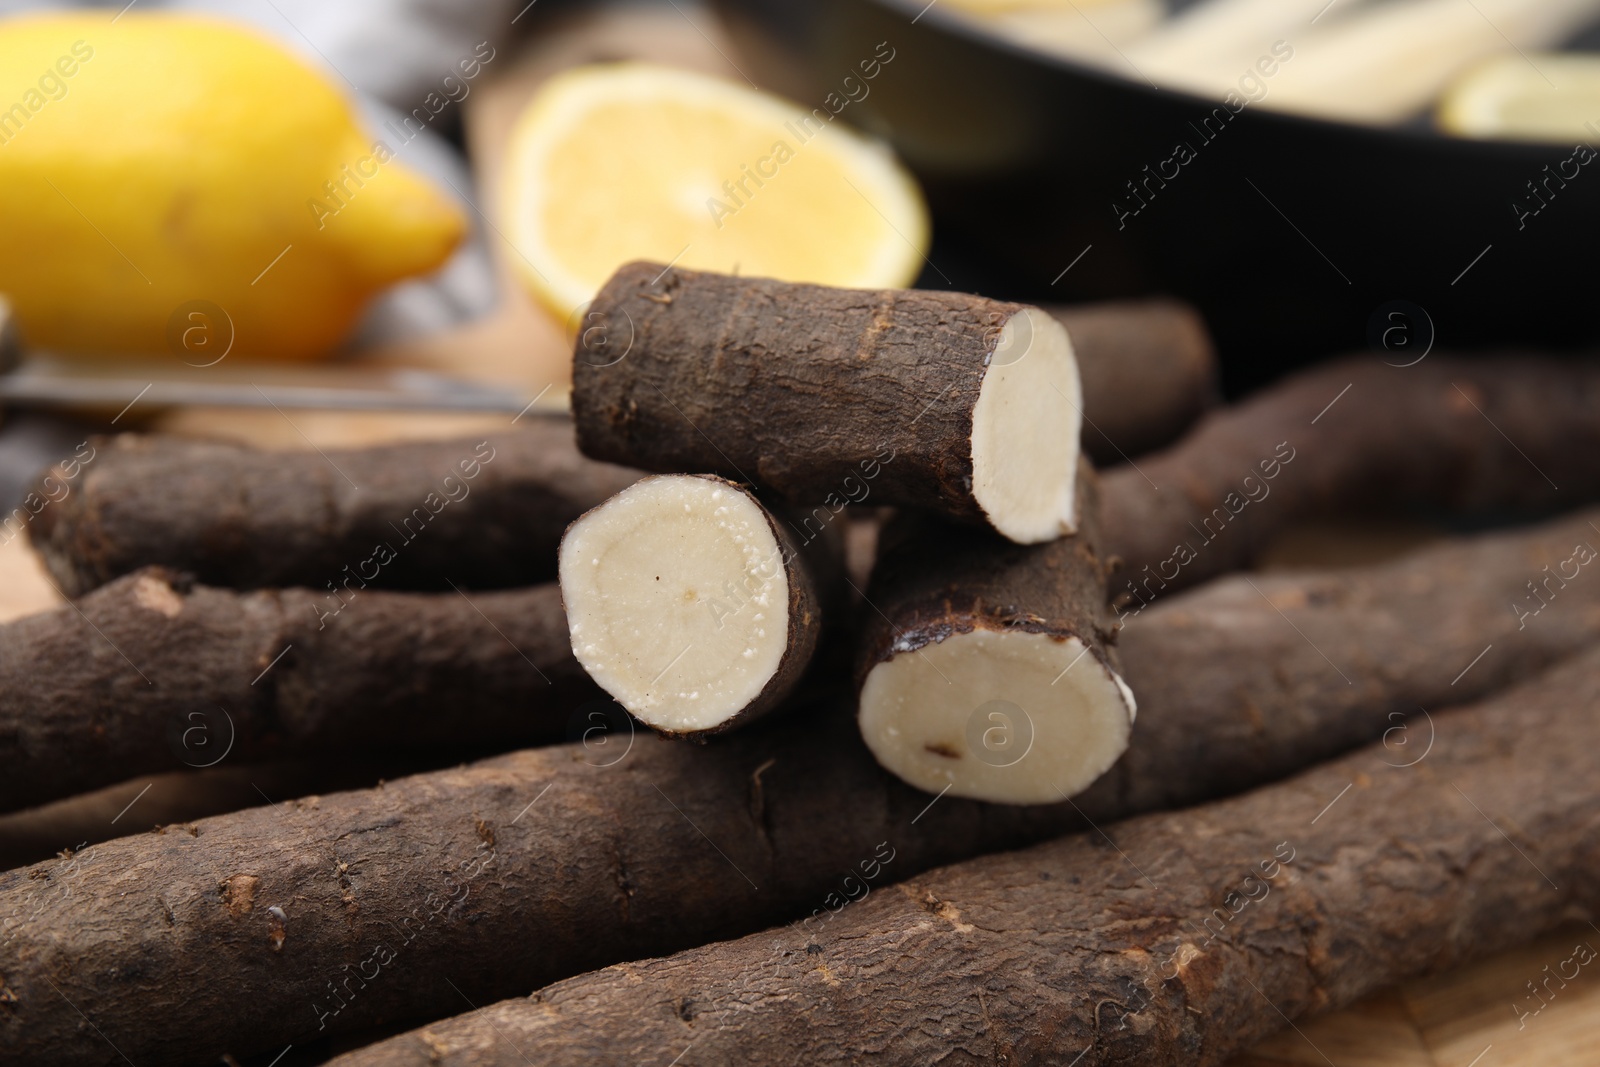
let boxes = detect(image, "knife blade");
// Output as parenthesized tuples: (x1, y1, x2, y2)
(0, 298, 566, 419)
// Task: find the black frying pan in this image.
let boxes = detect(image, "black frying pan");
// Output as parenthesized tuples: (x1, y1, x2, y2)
(711, 0, 1600, 390)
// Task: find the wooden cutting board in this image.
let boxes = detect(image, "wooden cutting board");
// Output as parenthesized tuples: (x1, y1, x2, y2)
(1, 4, 1595, 1063)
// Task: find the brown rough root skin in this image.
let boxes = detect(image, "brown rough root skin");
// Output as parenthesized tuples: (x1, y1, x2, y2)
(0, 569, 593, 811)
(572, 261, 1032, 530)
(1095, 507, 1600, 815)
(1101, 353, 1600, 601)
(1051, 298, 1217, 462)
(326, 648, 1600, 1067)
(27, 423, 642, 596)
(0, 754, 450, 871)
(7, 511, 1600, 1064)
(857, 458, 1118, 680)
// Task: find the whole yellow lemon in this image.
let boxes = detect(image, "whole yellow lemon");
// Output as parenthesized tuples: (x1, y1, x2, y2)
(0, 12, 465, 360)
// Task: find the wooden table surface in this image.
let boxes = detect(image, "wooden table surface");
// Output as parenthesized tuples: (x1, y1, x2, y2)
(3, 3, 1595, 1063)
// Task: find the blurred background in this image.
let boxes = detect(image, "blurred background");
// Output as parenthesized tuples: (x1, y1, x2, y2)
(721, 0, 1600, 385)
(0, 0, 1593, 396)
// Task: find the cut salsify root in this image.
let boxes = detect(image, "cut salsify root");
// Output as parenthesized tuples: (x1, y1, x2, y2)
(23, 285, 1218, 598)
(857, 461, 1135, 804)
(573, 262, 1083, 544)
(559, 474, 823, 737)
(860, 628, 1136, 806)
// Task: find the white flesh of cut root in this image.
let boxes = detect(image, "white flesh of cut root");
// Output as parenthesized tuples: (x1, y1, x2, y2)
(970, 306, 1083, 544)
(560, 475, 796, 735)
(859, 629, 1137, 805)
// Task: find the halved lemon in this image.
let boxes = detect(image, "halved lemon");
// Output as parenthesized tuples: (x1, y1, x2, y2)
(502, 63, 930, 319)
(1440, 53, 1600, 143)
